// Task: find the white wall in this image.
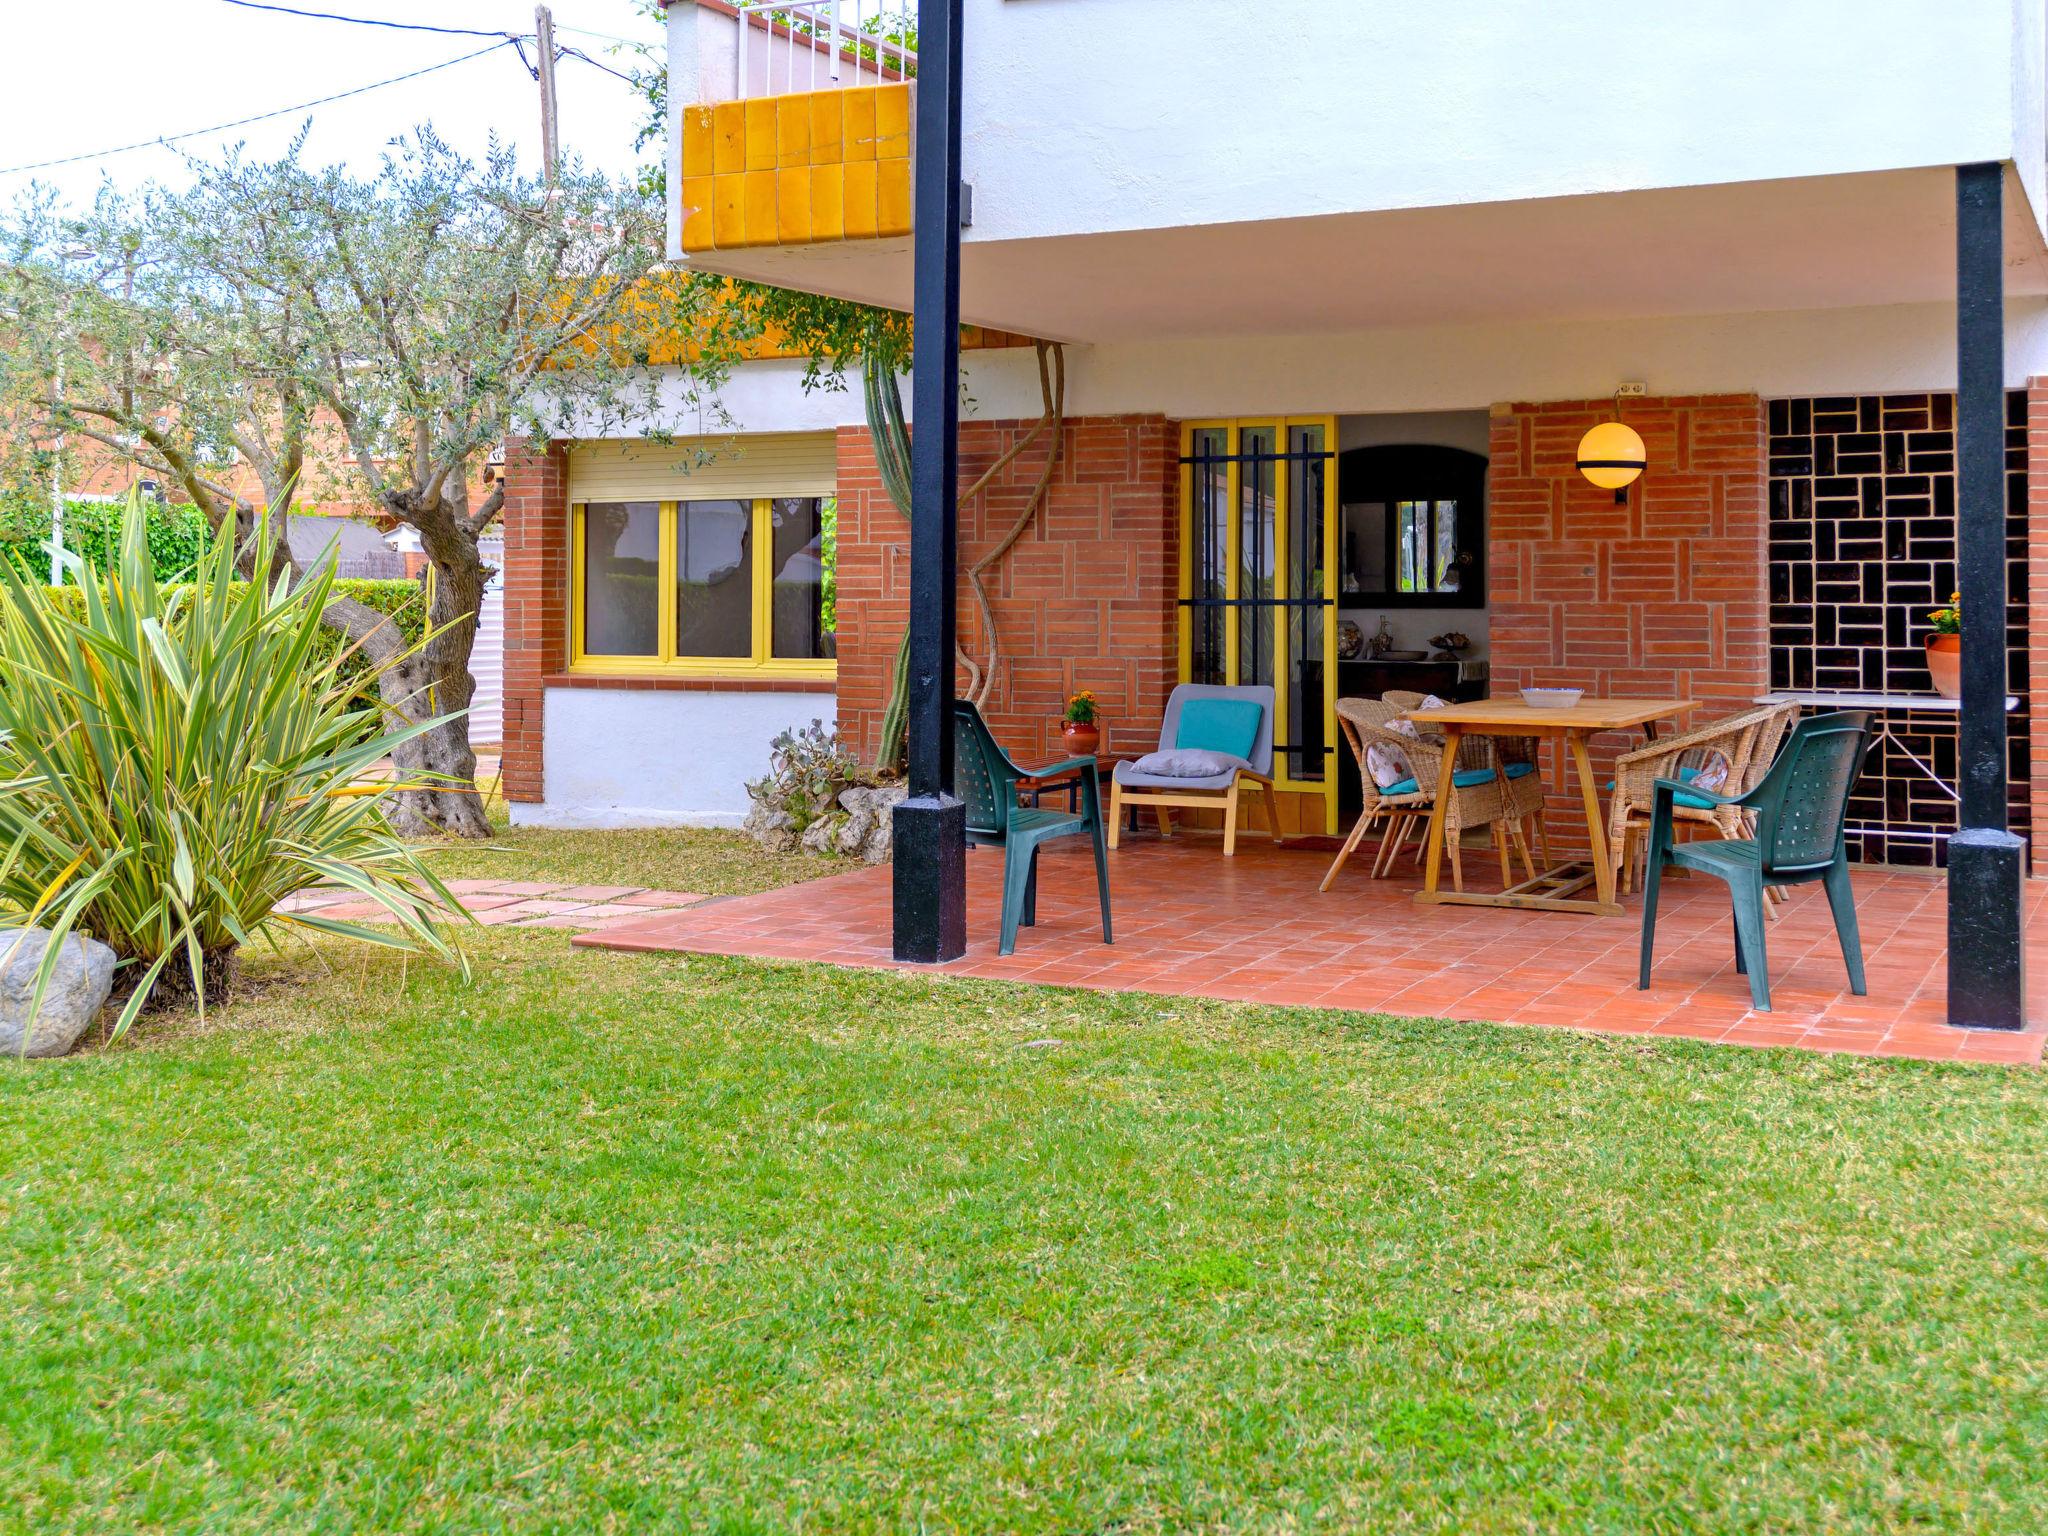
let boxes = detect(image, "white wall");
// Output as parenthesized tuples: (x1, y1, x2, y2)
(961, 0, 2043, 242)
(513, 686, 834, 829)
(2014, 0, 2048, 230)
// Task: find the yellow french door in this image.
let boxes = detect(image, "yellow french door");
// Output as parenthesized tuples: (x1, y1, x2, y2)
(1177, 418, 1340, 833)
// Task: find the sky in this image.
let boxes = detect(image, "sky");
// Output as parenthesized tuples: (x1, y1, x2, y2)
(0, 0, 663, 210)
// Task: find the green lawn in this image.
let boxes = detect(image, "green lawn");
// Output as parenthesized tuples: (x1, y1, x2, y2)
(4, 828, 2047, 1532)
(409, 812, 852, 894)
(399, 786, 856, 897)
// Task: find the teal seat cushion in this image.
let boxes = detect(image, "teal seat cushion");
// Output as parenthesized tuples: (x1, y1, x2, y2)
(1175, 698, 1263, 760)
(1605, 762, 1719, 810)
(1380, 766, 1497, 798)
(1504, 762, 1536, 779)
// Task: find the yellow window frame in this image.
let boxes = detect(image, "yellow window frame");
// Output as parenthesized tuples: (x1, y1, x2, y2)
(1177, 417, 1339, 831)
(569, 496, 838, 680)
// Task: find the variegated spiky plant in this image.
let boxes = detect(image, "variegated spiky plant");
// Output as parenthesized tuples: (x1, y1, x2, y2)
(0, 493, 469, 1045)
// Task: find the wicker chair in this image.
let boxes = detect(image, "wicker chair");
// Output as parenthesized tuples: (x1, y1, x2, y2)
(1381, 689, 1549, 872)
(1320, 698, 1530, 892)
(1607, 703, 1793, 894)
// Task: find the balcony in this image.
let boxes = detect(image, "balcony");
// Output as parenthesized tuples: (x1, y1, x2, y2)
(675, 2, 915, 256)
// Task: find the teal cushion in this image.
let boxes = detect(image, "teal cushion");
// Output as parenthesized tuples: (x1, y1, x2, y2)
(1175, 697, 1263, 760)
(1504, 762, 1535, 779)
(1380, 767, 1497, 797)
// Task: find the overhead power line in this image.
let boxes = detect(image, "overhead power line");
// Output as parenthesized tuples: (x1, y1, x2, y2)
(218, 0, 520, 39)
(218, 1, 650, 73)
(555, 23, 642, 48)
(0, 43, 513, 178)
(559, 48, 643, 88)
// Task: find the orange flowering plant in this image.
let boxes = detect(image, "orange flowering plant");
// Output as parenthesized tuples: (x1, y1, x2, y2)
(1062, 689, 1099, 725)
(1928, 591, 1961, 636)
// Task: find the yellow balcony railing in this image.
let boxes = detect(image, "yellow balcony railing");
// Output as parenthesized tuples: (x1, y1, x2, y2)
(679, 82, 912, 254)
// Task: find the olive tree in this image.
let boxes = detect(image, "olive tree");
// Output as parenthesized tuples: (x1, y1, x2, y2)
(0, 134, 735, 836)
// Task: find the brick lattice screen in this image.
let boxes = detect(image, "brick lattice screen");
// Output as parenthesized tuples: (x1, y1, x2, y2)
(833, 416, 1179, 769)
(1487, 395, 1770, 859)
(2029, 378, 2048, 865)
(1766, 392, 2030, 867)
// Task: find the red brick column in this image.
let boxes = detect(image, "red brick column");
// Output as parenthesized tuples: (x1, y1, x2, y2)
(498, 437, 569, 803)
(834, 414, 1179, 768)
(2027, 378, 2048, 873)
(1488, 395, 1769, 859)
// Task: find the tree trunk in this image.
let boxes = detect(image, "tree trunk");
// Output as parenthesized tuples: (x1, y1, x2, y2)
(381, 514, 491, 839)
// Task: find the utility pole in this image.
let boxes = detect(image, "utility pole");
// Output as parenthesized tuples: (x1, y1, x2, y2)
(535, 5, 560, 182)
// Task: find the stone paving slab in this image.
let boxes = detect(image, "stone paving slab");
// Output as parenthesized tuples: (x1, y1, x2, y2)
(274, 881, 706, 932)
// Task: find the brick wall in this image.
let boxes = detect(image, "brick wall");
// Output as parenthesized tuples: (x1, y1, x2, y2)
(1488, 395, 1769, 856)
(498, 437, 569, 803)
(834, 414, 1180, 767)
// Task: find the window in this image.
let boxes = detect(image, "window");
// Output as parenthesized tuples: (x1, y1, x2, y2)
(1335, 444, 1486, 608)
(572, 496, 836, 676)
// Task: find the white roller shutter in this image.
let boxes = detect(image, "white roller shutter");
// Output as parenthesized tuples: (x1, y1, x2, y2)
(567, 432, 838, 502)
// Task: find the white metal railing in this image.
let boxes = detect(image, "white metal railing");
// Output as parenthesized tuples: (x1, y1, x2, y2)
(731, 1, 916, 99)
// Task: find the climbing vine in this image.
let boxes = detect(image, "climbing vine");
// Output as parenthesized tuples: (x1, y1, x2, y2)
(862, 338, 1068, 773)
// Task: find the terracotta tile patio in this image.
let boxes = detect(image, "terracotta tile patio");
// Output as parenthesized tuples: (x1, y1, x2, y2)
(576, 836, 2048, 1064)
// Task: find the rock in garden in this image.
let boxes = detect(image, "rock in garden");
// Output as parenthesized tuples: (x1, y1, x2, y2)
(0, 928, 116, 1058)
(801, 812, 847, 855)
(742, 795, 799, 853)
(838, 784, 908, 863)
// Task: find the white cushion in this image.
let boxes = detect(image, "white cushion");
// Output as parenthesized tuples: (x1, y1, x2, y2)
(1366, 716, 1420, 789)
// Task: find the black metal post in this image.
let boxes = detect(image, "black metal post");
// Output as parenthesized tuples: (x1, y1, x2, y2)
(1946, 161, 2027, 1028)
(890, 0, 967, 963)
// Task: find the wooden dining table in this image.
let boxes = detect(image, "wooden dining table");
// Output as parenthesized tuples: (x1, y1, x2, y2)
(1406, 696, 1697, 916)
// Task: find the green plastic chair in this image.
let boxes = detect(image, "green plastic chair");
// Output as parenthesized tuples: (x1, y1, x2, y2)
(953, 701, 1113, 957)
(1638, 710, 1874, 1012)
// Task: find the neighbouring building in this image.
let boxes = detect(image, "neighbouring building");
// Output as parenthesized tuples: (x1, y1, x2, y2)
(501, 0, 2048, 870)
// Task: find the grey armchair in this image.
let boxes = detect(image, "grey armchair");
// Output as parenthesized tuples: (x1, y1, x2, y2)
(1108, 683, 1282, 856)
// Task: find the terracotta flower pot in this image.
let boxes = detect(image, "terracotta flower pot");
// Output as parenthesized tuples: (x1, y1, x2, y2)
(1061, 719, 1101, 757)
(1926, 633, 1961, 700)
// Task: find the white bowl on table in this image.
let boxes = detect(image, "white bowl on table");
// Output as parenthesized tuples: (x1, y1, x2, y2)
(1520, 687, 1584, 709)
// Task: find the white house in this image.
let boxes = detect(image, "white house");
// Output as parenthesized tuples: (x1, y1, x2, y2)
(500, 0, 2048, 923)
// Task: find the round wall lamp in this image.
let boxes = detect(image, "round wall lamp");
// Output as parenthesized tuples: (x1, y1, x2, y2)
(1576, 419, 1646, 503)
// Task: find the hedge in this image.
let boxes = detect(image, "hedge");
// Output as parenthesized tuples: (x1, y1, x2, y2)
(0, 498, 209, 585)
(35, 578, 429, 694)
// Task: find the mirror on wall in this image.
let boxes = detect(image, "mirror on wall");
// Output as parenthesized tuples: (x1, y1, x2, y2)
(1336, 444, 1486, 609)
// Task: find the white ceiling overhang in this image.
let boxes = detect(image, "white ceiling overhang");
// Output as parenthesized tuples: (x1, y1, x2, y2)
(687, 166, 2048, 345)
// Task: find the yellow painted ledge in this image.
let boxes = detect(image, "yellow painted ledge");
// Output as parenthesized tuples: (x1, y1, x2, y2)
(679, 82, 913, 254)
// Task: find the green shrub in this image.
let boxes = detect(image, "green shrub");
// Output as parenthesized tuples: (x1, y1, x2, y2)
(33, 576, 426, 696)
(746, 721, 866, 834)
(0, 494, 208, 584)
(0, 494, 467, 1043)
